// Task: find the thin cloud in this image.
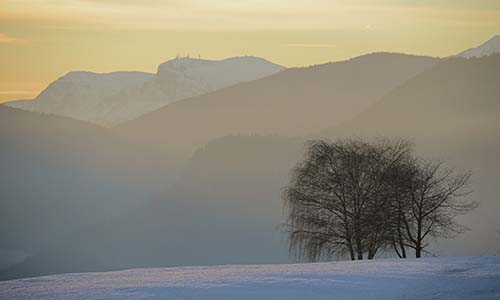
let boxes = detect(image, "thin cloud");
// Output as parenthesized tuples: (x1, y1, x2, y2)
(0, 33, 26, 44)
(2, 0, 499, 31)
(0, 90, 36, 94)
(282, 43, 336, 48)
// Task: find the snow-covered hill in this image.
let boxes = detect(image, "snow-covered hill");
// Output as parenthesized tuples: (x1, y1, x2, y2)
(5, 56, 284, 126)
(457, 35, 500, 58)
(1, 257, 499, 300)
(4, 71, 154, 126)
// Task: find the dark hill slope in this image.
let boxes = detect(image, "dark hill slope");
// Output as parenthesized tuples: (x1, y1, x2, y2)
(0, 106, 177, 270)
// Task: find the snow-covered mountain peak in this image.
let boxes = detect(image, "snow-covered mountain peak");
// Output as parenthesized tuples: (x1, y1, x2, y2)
(5, 56, 284, 126)
(156, 56, 284, 89)
(157, 56, 283, 74)
(159, 57, 215, 71)
(457, 35, 500, 58)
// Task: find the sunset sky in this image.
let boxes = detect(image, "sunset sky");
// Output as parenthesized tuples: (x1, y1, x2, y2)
(1, 0, 499, 102)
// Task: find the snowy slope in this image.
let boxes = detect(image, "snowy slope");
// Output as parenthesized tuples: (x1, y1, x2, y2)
(457, 35, 500, 58)
(4, 71, 153, 126)
(4, 57, 284, 126)
(1, 257, 499, 300)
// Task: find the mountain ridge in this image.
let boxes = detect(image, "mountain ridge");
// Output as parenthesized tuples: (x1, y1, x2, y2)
(115, 52, 438, 158)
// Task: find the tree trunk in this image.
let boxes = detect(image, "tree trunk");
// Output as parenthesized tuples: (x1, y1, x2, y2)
(400, 243, 407, 258)
(349, 246, 355, 261)
(346, 238, 355, 260)
(415, 244, 422, 258)
(367, 249, 376, 259)
(355, 235, 363, 260)
(397, 227, 407, 258)
(393, 242, 402, 258)
(416, 216, 422, 258)
(396, 205, 407, 258)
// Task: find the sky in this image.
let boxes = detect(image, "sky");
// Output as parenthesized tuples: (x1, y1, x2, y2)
(0, 0, 499, 102)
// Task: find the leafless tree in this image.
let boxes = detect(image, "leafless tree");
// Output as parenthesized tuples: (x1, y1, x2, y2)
(393, 160, 475, 258)
(282, 137, 476, 261)
(282, 138, 412, 261)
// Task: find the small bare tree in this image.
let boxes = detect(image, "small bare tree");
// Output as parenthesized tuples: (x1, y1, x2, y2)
(396, 160, 475, 258)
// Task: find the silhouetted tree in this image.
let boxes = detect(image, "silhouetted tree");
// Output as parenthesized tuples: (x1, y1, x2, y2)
(381, 158, 417, 258)
(397, 160, 475, 258)
(282, 138, 412, 261)
(283, 137, 475, 261)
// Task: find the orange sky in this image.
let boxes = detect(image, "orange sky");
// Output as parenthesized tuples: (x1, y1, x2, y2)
(1, 0, 499, 102)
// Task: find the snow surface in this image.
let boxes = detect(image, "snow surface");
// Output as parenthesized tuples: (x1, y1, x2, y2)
(1, 257, 499, 299)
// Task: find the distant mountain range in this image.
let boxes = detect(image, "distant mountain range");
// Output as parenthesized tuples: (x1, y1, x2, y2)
(115, 53, 438, 157)
(4, 35, 499, 128)
(0, 52, 438, 279)
(1, 36, 499, 281)
(5, 57, 284, 126)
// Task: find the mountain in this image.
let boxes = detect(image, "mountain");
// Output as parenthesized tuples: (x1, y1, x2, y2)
(2, 53, 499, 281)
(322, 53, 500, 256)
(457, 35, 500, 58)
(0, 53, 439, 279)
(5, 57, 284, 126)
(0, 105, 177, 271)
(116, 53, 438, 158)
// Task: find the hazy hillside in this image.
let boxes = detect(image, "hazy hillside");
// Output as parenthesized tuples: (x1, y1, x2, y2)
(0, 53, 438, 279)
(0, 105, 178, 271)
(116, 53, 438, 157)
(321, 54, 500, 255)
(0, 135, 304, 280)
(3, 53, 500, 281)
(5, 57, 284, 126)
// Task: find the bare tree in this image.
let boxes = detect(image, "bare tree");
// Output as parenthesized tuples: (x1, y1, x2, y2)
(398, 160, 476, 258)
(282, 138, 412, 261)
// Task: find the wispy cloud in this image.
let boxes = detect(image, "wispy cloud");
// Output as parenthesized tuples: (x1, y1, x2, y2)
(0, 90, 36, 94)
(282, 43, 336, 48)
(1, 0, 499, 31)
(0, 33, 26, 44)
